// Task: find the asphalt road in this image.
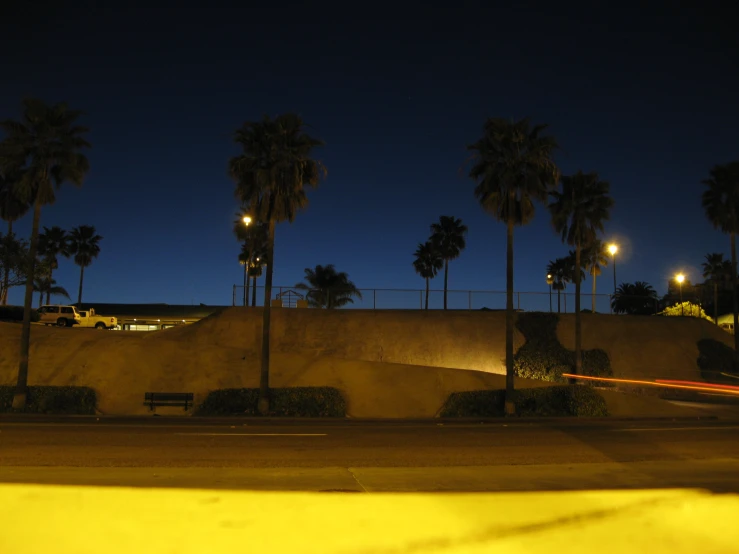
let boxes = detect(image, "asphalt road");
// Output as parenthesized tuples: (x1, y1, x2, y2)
(1, 418, 739, 492)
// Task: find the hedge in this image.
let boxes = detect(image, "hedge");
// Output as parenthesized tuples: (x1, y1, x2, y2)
(696, 338, 738, 382)
(0, 305, 39, 322)
(514, 312, 612, 382)
(195, 387, 346, 417)
(439, 386, 609, 417)
(0, 385, 97, 414)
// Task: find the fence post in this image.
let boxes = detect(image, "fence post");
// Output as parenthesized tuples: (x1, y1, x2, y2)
(517, 292, 520, 311)
(373, 289, 376, 310)
(469, 291, 472, 310)
(232, 285, 236, 307)
(420, 290, 423, 309)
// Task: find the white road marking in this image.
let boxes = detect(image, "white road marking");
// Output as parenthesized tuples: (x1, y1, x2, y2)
(616, 426, 739, 432)
(173, 433, 327, 436)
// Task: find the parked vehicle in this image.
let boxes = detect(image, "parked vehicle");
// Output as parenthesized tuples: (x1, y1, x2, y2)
(37, 305, 82, 327)
(77, 308, 118, 330)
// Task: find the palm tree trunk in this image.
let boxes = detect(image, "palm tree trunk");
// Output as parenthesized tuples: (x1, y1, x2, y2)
(251, 273, 257, 307)
(77, 265, 85, 305)
(425, 277, 429, 310)
(714, 282, 718, 325)
(732, 233, 739, 366)
(258, 211, 276, 415)
(243, 262, 249, 307)
(591, 270, 596, 313)
(574, 243, 582, 376)
(505, 206, 515, 416)
(557, 289, 561, 313)
(45, 264, 53, 305)
(13, 197, 42, 409)
(443, 259, 449, 310)
(1, 220, 11, 305)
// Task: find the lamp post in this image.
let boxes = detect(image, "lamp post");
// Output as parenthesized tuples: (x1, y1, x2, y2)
(242, 216, 252, 307)
(546, 274, 553, 313)
(608, 244, 618, 313)
(676, 273, 685, 316)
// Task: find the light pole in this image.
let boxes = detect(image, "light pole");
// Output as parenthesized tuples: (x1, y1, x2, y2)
(608, 244, 618, 313)
(676, 273, 685, 316)
(546, 273, 553, 313)
(242, 216, 252, 307)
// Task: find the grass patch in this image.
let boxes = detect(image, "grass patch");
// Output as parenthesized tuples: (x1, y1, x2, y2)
(439, 385, 609, 417)
(514, 312, 612, 382)
(195, 387, 346, 417)
(0, 305, 39, 322)
(0, 385, 97, 414)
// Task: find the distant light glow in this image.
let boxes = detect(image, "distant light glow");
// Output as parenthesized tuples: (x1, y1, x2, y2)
(676, 273, 685, 284)
(243, 216, 252, 225)
(608, 244, 618, 255)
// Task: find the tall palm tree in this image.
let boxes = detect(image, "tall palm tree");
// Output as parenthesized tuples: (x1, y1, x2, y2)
(468, 117, 559, 415)
(33, 275, 70, 308)
(0, 167, 30, 304)
(702, 253, 731, 324)
(702, 162, 739, 359)
(249, 256, 266, 307)
(37, 226, 70, 305)
(547, 257, 571, 313)
(611, 282, 659, 315)
(229, 113, 325, 414)
(295, 264, 362, 308)
(429, 216, 468, 309)
(67, 225, 102, 304)
(582, 239, 609, 312)
(550, 171, 614, 375)
(0, 232, 28, 305)
(413, 241, 443, 310)
(0, 98, 90, 409)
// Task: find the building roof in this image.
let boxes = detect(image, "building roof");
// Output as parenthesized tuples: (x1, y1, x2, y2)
(74, 303, 227, 320)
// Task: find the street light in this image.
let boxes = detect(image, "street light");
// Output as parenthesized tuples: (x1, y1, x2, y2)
(546, 273, 553, 313)
(242, 216, 253, 306)
(243, 215, 252, 226)
(676, 273, 685, 316)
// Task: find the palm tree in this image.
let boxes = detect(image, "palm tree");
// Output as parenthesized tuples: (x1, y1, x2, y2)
(413, 241, 443, 310)
(234, 213, 269, 307)
(611, 282, 659, 315)
(249, 256, 266, 307)
(702, 253, 732, 325)
(547, 258, 570, 313)
(37, 226, 70, 305)
(549, 171, 614, 375)
(67, 225, 102, 304)
(582, 239, 609, 312)
(33, 275, 70, 308)
(0, 98, 90, 409)
(702, 162, 739, 359)
(0, 167, 30, 304)
(295, 264, 362, 308)
(468, 117, 559, 415)
(429, 216, 468, 309)
(0, 232, 28, 305)
(229, 113, 325, 414)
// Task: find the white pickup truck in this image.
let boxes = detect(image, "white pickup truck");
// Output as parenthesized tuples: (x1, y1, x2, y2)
(77, 308, 118, 330)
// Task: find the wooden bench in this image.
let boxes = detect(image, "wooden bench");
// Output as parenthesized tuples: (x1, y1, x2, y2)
(144, 392, 194, 411)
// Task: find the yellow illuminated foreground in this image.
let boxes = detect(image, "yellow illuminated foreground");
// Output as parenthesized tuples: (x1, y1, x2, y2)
(1, 485, 738, 553)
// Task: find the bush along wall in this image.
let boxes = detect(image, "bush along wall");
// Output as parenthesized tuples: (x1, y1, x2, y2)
(439, 386, 609, 418)
(195, 387, 347, 417)
(0, 306, 39, 322)
(513, 312, 612, 382)
(0, 386, 97, 414)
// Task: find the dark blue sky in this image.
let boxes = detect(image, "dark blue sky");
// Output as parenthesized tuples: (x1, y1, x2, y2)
(2, 2, 738, 309)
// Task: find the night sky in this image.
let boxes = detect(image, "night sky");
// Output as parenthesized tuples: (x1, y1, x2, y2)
(2, 3, 738, 310)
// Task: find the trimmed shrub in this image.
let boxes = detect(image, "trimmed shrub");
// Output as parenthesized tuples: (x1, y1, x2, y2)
(513, 312, 612, 381)
(697, 339, 738, 381)
(0, 385, 97, 414)
(196, 387, 347, 417)
(0, 306, 39, 322)
(439, 386, 609, 418)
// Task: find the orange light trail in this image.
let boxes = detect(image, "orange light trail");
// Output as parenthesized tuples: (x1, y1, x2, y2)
(656, 379, 739, 391)
(561, 373, 739, 396)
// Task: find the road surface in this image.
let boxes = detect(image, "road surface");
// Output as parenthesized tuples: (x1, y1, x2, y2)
(1, 417, 738, 492)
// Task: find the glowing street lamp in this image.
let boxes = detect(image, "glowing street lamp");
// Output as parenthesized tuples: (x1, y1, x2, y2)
(607, 244, 618, 294)
(243, 215, 252, 226)
(546, 273, 553, 313)
(241, 215, 253, 306)
(676, 273, 685, 316)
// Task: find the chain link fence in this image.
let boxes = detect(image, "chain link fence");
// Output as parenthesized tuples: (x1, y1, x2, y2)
(231, 285, 660, 314)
